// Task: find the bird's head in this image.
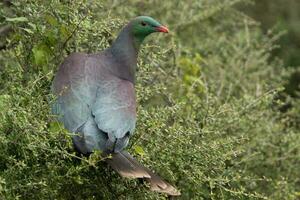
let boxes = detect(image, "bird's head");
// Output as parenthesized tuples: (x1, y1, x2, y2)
(130, 16, 169, 39)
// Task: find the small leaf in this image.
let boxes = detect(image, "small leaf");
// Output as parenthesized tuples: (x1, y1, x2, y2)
(6, 17, 28, 22)
(45, 15, 58, 26)
(28, 22, 37, 30)
(133, 145, 145, 156)
(22, 28, 34, 34)
(32, 44, 50, 66)
(60, 25, 71, 40)
(49, 121, 63, 133)
(0, 95, 11, 110)
(33, 48, 46, 65)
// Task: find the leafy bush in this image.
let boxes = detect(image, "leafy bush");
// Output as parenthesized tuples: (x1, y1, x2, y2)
(0, 0, 299, 199)
(242, 0, 300, 67)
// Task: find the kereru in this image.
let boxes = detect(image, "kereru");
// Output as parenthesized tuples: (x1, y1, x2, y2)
(52, 16, 180, 196)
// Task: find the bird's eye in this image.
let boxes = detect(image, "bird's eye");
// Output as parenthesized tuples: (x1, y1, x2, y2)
(141, 21, 147, 26)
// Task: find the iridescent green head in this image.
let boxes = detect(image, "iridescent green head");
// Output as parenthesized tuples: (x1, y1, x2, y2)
(130, 16, 169, 39)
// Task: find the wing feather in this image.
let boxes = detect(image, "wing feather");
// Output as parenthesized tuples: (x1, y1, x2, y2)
(52, 53, 137, 152)
(91, 78, 136, 145)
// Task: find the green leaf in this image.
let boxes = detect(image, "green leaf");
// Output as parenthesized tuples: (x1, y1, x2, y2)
(22, 28, 34, 34)
(133, 145, 145, 156)
(45, 15, 58, 26)
(32, 48, 46, 65)
(28, 22, 37, 30)
(32, 44, 50, 66)
(6, 17, 28, 22)
(49, 121, 63, 133)
(0, 95, 11, 109)
(60, 25, 71, 40)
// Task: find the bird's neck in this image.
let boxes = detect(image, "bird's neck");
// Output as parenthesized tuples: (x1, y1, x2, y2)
(108, 25, 145, 83)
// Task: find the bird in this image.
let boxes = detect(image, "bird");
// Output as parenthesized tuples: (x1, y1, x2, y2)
(51, 16, 180, 196)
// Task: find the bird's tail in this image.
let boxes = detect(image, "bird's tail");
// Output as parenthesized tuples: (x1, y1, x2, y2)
(105, 151, 181, 196)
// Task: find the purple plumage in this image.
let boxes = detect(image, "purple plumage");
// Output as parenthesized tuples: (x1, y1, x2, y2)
(52, 16, 180, 196)
(52, 52, 136, 153)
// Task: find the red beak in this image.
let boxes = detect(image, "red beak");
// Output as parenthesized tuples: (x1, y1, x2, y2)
(155, 25, 169, 33)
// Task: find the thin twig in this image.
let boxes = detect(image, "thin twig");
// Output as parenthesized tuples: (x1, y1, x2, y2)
(50, 12, 90, 64)
(60, 14, 89, 52)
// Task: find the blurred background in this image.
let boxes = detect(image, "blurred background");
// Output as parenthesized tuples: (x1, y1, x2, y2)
(245, 0, 300, 67)
(242, 0, 300, 98)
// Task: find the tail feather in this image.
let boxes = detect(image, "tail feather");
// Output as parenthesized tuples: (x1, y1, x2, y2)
(106, 151, 181, 196)
(144, 169, 180, 196)
(105, 151, 151, 178)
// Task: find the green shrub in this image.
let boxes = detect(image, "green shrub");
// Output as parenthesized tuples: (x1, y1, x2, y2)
(0, 0, 299, 199)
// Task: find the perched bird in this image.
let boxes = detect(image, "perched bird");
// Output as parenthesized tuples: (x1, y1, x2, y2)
(52, 16, 180, 196)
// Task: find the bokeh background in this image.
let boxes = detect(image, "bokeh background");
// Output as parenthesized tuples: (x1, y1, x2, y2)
(242, 0, 300, 98)
(0, 0, 299, 199)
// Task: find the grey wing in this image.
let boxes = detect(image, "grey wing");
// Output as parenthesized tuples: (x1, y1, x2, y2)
(52, 53, 108, 153)
(52, 53, 91, 132)
(91, 78, 137, 152)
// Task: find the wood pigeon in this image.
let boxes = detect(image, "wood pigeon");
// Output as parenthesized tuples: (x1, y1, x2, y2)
(52, 16, 180, 196)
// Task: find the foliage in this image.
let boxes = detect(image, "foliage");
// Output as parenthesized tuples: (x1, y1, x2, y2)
(242, 0, 300, 67)
(0, 0, 299, 199)
(241, 0, 300, 110)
